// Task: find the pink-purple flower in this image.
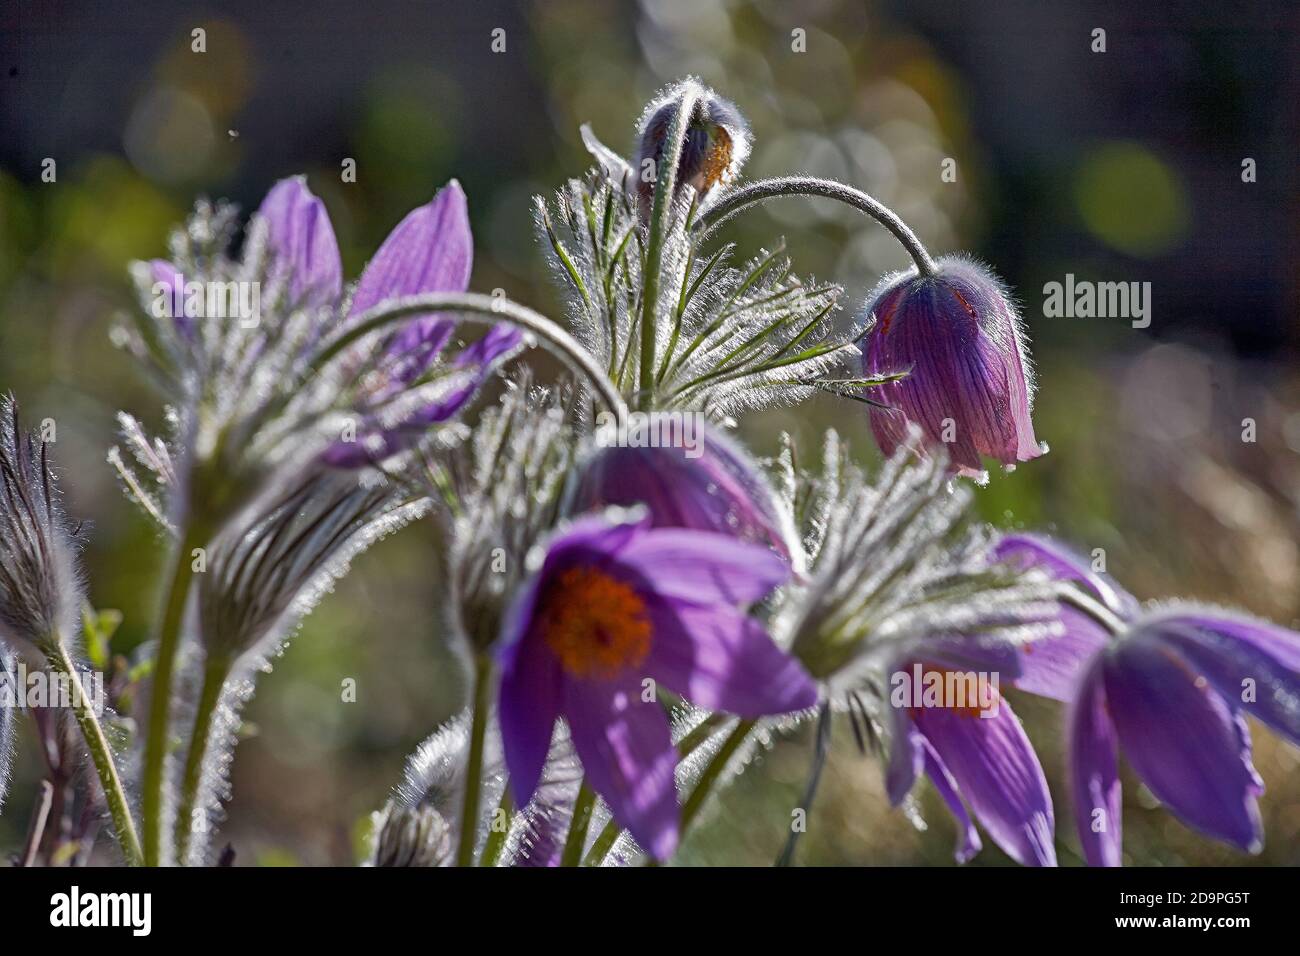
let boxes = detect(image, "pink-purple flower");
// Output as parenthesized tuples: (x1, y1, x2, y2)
(496, 512, 818, 860)
(252, 176, 520, 467)
(885, 661, 1057, 866)
(861, 256, 1041, 478)
(999, 532, 1300, 865)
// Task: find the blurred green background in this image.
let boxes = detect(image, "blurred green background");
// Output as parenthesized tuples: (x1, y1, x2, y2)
(1, 0, 1298, 865)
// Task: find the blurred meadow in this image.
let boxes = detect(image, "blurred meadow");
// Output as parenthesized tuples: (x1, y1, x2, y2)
(1, 0, 1298, 865)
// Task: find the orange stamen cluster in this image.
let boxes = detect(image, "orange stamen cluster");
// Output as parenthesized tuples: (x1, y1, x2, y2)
(539, 566, 652, 680)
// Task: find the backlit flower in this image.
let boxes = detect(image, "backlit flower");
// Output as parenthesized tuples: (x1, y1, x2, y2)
(497, 512, 816, 859)
(861, 256, 1042, 479)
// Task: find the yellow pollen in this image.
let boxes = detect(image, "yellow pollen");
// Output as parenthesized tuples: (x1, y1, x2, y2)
(540, 566, 652, 680)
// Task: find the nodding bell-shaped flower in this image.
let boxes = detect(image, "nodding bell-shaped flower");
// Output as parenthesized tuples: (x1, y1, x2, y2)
(860, 256, 1043, 480)
(634, 79, 750, 221)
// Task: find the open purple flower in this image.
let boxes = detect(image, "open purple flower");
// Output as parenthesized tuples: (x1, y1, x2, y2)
(572, 421, 797, 565)
(251, 176, 519, 467)
(1070, 608, 1300, 866)
(861, 256, 1041, 478)
(497, 512, 818, 860)
(886, 663, 1057, 866)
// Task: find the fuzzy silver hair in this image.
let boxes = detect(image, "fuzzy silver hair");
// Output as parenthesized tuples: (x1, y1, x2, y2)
(0, 396, 84, 656)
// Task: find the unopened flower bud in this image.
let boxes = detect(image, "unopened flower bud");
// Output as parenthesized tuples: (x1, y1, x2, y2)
(636, 79, 750, 220)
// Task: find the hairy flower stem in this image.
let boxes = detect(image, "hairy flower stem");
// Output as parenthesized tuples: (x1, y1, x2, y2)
(309, 292, 628, 425)
(478, 788, 513, 867)
(173, 654, 230, 865)
(142, 518, 208, 867)
(697, 177, 937, 276)
(638, 84, 700, 410)
(456, 653, 493, 867)
(560, 780, 596, 867)
(1058, 585, 1127, 638)
(47, 637, 144, 866)
(680, 718, 755, 836)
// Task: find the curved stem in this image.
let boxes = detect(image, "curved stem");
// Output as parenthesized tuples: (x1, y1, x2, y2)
(679, 718, 755, 835)
(174, 654, 230, 866)
(560, 780, 596, 867)
(47, 638, 143, 866)
(456, 653, 493, 867)
(697, 177, 937, 276)
(638, 84, 701, 410)
(142, 518, 206, 866)
(1058, 584, 1127, 639)
(308, 292, 627, 423)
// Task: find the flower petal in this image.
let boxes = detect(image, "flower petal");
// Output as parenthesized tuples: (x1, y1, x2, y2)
(1145, 613, 1300, 748)
(1103, 636, 1263, 852)
(1067, 658, 1123, 866)
(618, 528, 789, 606)
(497, 573, 562, 808)
(563, 675, 679, 861)
(921, 739, 983, 864)
(258, 176, 342, 307)
(912, 696, 1057, 866)
(644, 598, 817, 717)
(348, 180, 473, 355)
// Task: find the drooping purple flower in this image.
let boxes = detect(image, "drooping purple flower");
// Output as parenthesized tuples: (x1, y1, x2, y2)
(253, 177, 520, 467)
(497, 512, 818, 860)
(861, 256, 1042, 478)
(886, 663, 1057, 866)
(1069, 608, 1300, 866)
(572, 421, 797, 566)
(994, 533, 1135, 701)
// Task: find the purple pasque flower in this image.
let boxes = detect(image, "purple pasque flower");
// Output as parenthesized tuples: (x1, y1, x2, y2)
(572, 419, 798, 566)
(886, 661, 1057, 866)
(1002, 532, 1300, 864)
(994, 533, 1137, 701)
(250, 176, 519, 467)
(496, 511, 818, 860)
(861, 256, 1041, 479)
(1069, 607, 1300, 866)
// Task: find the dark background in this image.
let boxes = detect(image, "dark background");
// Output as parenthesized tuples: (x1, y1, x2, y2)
(1, 0, 1298, 865)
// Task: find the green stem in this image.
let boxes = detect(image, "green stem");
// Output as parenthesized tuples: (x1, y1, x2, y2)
(478, 787, 514, 867)
(560, 781, 596, 867)
(456, 653, 493, 867)
(47, 638, 143, 866)
(697, 176, 937, 276)
(173, 654, 230, 866)
(308, 292, 627, 423)
(142, 518, 207, 866)
(680, 718, 755, 834)
(638, 84, 701, 409)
